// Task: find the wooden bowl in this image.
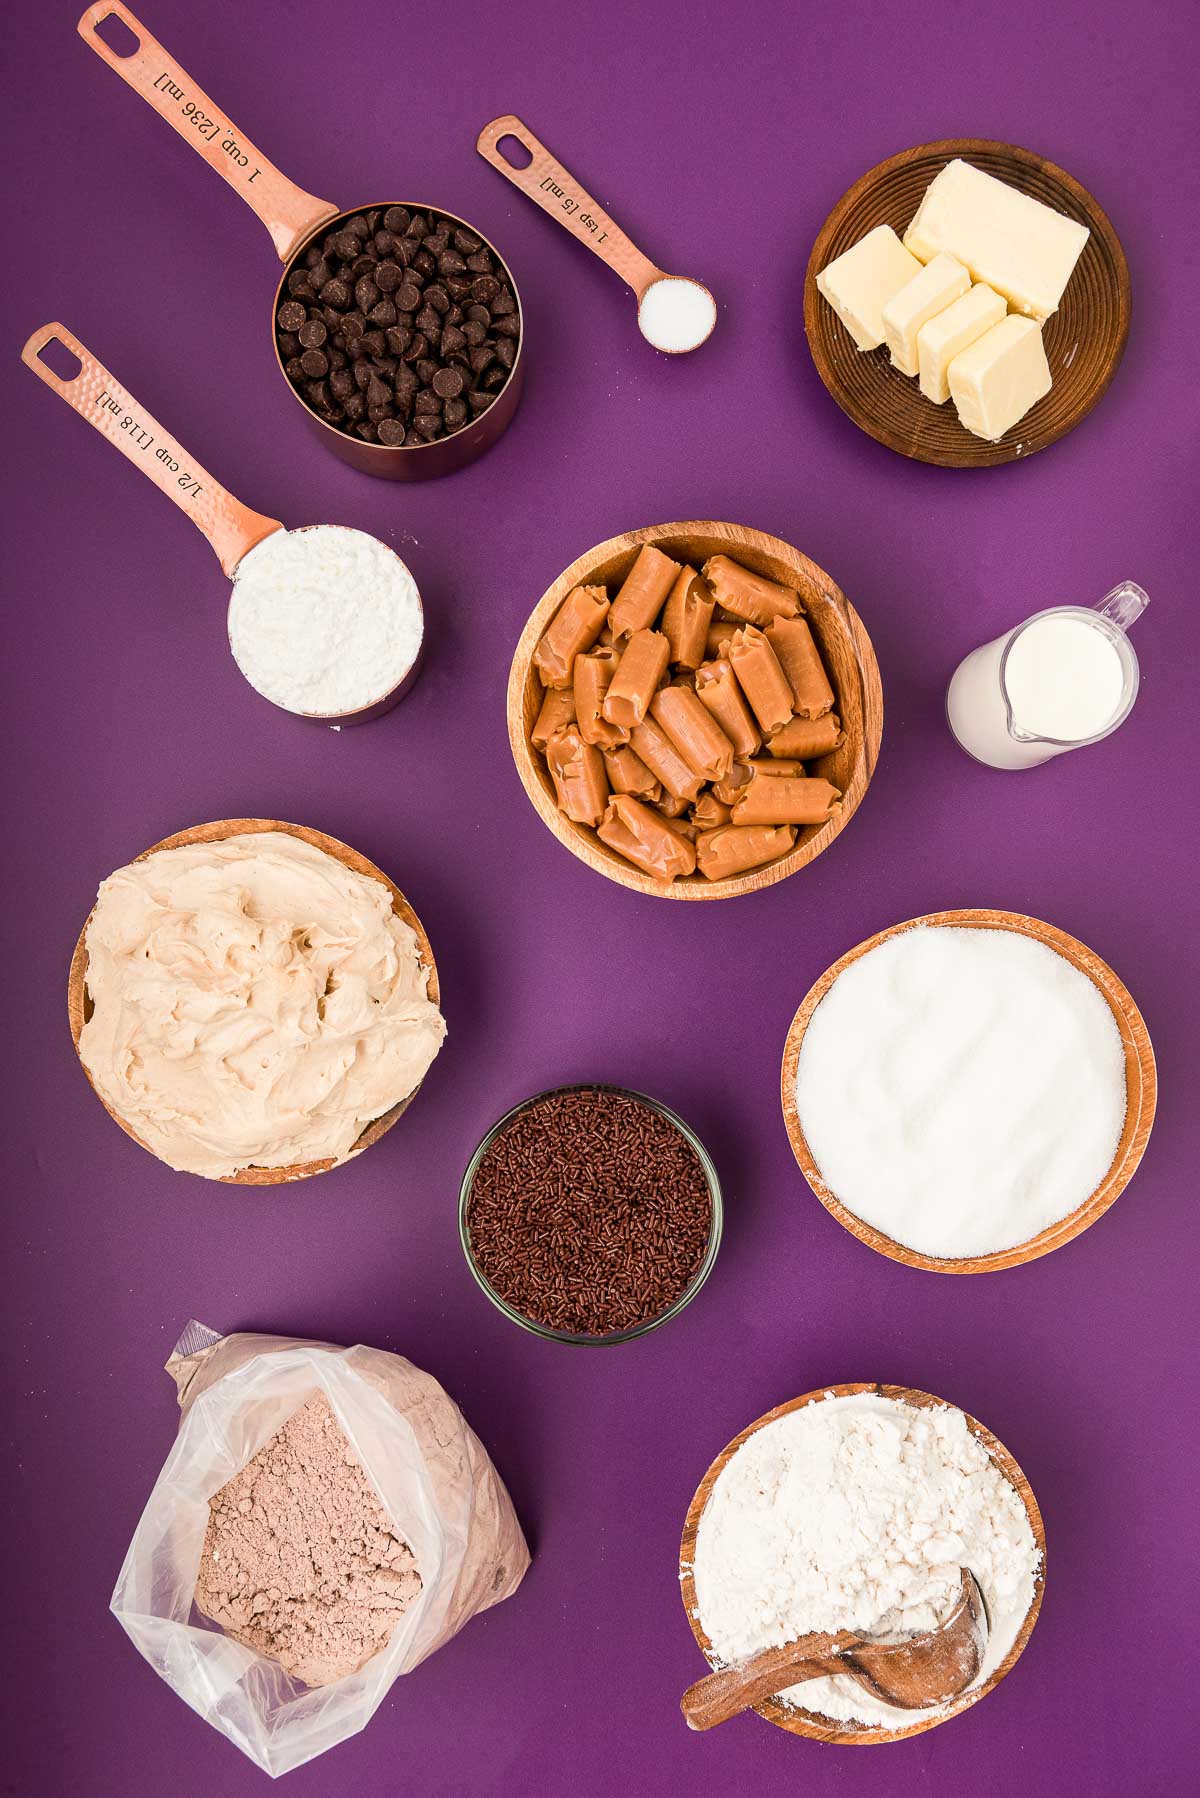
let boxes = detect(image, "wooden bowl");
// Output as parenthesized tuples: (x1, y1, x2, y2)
(508, 523, 883, 900)
(679, 1381, 1046, 1745)
(780, 909, 1156, 1272)
(803, 140, 1131, 468)
(67, 818, 440, 1185)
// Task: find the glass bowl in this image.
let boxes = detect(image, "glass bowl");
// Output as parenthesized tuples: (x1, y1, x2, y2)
(458, 1083, 723, 1345)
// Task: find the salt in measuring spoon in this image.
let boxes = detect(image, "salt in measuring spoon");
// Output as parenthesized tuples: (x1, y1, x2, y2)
(477, 115, 716, 353)
(21, 324, 423, 723)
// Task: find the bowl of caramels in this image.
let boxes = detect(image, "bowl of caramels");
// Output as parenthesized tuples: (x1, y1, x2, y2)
(507, 522, 883, 899)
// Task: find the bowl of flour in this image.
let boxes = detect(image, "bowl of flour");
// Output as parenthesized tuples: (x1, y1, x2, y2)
(681, 1384, 1045, 1744)
(781, 910, 1156, 1272)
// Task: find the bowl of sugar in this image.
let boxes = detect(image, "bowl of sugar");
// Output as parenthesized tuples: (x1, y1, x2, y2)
(780, 909, 1156, 1272)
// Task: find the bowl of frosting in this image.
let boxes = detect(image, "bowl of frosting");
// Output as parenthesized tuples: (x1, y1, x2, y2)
(68, 819, 445, 1183)
(680, 1383, 1045, 1744)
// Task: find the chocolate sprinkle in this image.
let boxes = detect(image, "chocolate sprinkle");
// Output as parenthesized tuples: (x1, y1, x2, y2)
(466, 1089, 712, 1337)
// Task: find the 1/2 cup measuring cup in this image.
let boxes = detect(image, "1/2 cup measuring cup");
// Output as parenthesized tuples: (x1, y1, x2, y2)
(22, 323, 424, 723)
(77, 2, 524, 479)
(946, 582, 1148, 769)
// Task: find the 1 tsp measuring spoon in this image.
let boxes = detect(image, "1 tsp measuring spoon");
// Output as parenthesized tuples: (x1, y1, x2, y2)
(477, 115, 716, 353)
(22, 324, 423, 723)
(77, 2, 524, 479)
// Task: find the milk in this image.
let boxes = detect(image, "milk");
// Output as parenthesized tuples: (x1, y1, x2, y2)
(946, 586, 1147, 770)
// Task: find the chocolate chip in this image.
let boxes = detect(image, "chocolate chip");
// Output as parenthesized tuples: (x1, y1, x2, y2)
(278, 207, 519, 443)
(432, 365, 464, 399)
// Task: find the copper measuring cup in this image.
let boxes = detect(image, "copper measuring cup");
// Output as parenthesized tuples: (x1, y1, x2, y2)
(77, 2, 524, 480)
(22, 323, 424, 723)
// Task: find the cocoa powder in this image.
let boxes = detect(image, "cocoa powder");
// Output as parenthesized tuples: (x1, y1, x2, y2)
(194, 1393, 421, 1686)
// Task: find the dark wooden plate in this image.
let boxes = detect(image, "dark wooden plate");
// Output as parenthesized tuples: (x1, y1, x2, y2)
(803, 140, 1131, 468)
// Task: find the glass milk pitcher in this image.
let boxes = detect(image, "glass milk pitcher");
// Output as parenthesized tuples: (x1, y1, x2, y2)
(946, 582, 1148, 770)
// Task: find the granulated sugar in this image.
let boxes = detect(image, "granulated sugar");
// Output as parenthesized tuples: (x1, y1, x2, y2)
(691, 1392, 1040, 1727)
(794, 925, 1126, 1258)
(227, 524, 423, 715)
(194, 1393, 422, 1686)
(638, 277, 717, 352)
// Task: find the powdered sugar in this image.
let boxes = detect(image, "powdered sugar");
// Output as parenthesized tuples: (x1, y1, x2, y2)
(691, 1393, 1040, 1727)
(228, 524, 423, 716)
(794, 925, 1127, 1258)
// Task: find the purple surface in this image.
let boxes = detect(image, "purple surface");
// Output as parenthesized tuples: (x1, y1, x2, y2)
(3, 1, 1198, 1793)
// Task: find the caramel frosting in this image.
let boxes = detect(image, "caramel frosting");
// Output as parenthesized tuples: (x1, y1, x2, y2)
(77, 832, 445, 1178)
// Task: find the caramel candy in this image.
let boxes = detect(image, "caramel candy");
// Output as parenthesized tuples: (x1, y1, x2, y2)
(696, 823, 796, 881)
(655, 807, 697, 842)
(769, 712, 845, 759)
(650, 685, 735, 781)
(726, 626, 794, 736)
(531, 684, 576, 751)
(656, 789, 693, 819)
(598, 794, 696, 881)
(545, 723, 610, 827)
(629, 716, 705, 802)
(608, 544, 681, 641)
(745, 756, 805, 777)
(574, 648, 627, 749)
(711, 759, 755, 806)
(534, 585, 610, 688)
(731, 775, 842, 826)
(661, 567, 716, 668)
(765, 615, 835, 719)
(702, 555, 800, 626)
(603, 628, 671, 730)
(691, 792, 732, 830)
(602, 745, 661, 801)
(694, 657, 761, 757)
(704, 619, 740, 660)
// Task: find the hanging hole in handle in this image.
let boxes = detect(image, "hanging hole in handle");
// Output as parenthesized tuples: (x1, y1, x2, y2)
(38, 337, 83, 383)
(92, 9, 140, 56)
(496, 134, 533, 170)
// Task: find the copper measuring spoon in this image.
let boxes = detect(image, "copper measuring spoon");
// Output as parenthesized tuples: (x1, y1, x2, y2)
(77, 2, 523, 479)
(477, 115, 716, 354)
(22, 324, 423, 723)
(680, 1568, 988, 1731)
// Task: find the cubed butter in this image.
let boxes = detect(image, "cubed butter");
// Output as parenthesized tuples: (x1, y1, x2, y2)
(948, 315, 1052, 441)
(881, 253, 970, 376)
(816, 225, 922, 352)
(904, 159, 1090, 320)
(917, 282, 1007, 404)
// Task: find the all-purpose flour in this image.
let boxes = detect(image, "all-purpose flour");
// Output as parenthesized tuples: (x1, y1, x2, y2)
(691, 1393, 1040, 1727)
(228, 524, 423, 715)
(794, 925, 1127, 1258)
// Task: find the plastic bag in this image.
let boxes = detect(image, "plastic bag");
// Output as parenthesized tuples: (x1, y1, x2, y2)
(111, 1322, 530, 1777)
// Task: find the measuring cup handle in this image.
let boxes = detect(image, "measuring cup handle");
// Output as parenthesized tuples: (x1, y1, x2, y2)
(1094, 580, 1149, 633)
(22, 324, 283, 577)
(77, 3, 339, 262)
(476, 114, 663, 298)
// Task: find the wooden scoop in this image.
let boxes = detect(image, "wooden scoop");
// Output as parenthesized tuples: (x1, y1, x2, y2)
(477, 116, 716, 353)
(681, 1567, 988, 1731)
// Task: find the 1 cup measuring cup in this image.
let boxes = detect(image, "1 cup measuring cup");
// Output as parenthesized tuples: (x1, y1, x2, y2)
(22, 324, 424, 724)
(477, 115, 717, 353)
(946, 582, 1149, 770)
(77, 3, 524, 479)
